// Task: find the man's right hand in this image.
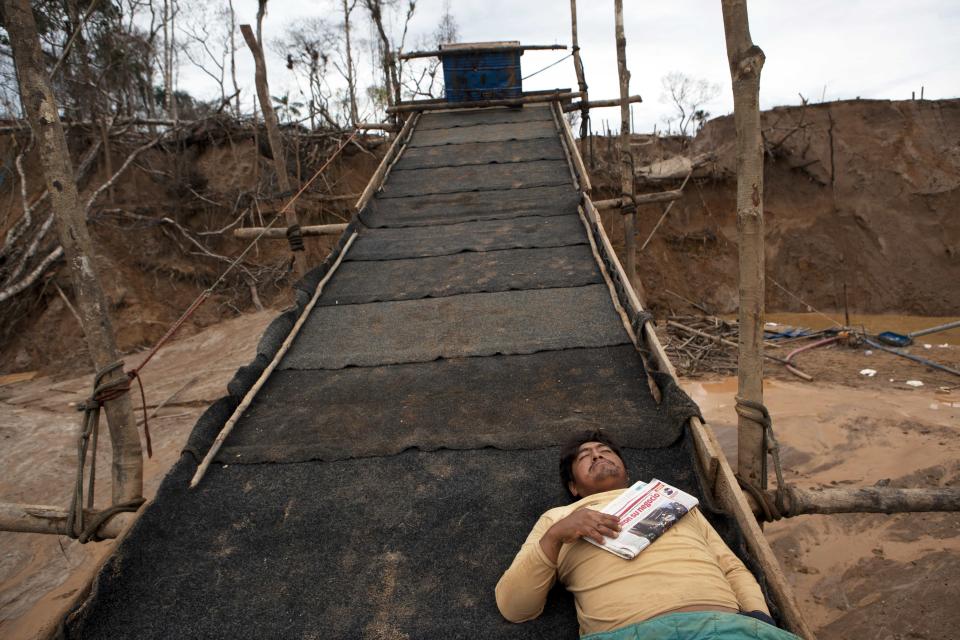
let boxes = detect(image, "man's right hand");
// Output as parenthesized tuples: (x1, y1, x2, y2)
(539, 509, 621, 564)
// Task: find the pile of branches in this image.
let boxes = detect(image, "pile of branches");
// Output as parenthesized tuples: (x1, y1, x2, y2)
(658, 315, 740, 377)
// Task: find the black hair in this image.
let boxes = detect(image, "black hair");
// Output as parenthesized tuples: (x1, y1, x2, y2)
(558, 429, 623, 499)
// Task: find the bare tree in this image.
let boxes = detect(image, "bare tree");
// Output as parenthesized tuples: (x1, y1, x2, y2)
(2, 0, 143, 503)
(362, 0, 416, 114)
(400, 0, 458, 100)
(274, 18, 340, 128)
(659, 71, 720, 136)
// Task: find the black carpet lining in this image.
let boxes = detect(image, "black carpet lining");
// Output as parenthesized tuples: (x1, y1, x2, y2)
(64, 436, 776, 640)
(394, 138, 566, 171)
(377, 160, 571, 199)
(317, 245, 602, 306)
(346, 214, 586, 261)
(63, 101, 785, 640)
(359, 184, 580, 229)
(218, 345, 683, 464)
(280, 284, 630, 370)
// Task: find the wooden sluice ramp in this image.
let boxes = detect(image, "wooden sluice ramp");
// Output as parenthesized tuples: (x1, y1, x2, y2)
(61, 105, 798, 638)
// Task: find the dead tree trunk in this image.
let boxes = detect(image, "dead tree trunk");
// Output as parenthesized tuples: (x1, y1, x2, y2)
(721, 0, 767, 490)
(240, 23, 308, 277)
(613, 0, 644, 303)
(3, 0, 143, 504)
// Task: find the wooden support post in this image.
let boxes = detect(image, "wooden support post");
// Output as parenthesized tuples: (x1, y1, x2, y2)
(721, 0, 768, 491)
(569, 0, 590, 138)
(0, 502, 134, 537)
(614, 0, 641, 302)
(774, 486, 960, 516)
(240, 23, 307, 278)
(3, 0, 143, 504)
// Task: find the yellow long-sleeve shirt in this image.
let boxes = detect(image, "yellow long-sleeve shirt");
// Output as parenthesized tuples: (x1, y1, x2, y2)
(495, 488, 770, 636)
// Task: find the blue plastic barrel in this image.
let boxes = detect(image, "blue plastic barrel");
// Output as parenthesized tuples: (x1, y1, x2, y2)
(441, 49, 522, 102)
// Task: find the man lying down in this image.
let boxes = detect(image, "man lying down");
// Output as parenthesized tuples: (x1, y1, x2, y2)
(496, 430, 801, 640)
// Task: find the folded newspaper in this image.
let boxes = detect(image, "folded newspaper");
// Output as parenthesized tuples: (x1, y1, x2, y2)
(584, 479, 699, 559)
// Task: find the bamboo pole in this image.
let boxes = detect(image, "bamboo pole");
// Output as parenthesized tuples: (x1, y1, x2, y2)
(593, 189, 682, 209)
(233, 223, 347, 239)
(386, 91, 583, 114)
(613, 0, 638, 298)
(240, 23, 307, 278)
(3, 0, 143, 504)
(563, 95, 643, 113)
(721, 0, 768, 491)
(399, 44, 565, 60)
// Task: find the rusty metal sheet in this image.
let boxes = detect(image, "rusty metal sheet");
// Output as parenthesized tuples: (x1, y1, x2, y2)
(361, 184, 579, 228)
(318, 245, 603, 306)
(416, 105, 553, 130)
(394, 137, 566, 170)
(407, 120, 557, 147)
(281, 284, 630, 370)
(347, 214, 586, 261)
(379, 160, 570, 198)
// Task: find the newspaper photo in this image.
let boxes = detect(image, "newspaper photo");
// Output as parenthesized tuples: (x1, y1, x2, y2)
(583, 479, 699, 559)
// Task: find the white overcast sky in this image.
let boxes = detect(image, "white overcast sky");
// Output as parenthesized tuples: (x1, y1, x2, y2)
(180, 0, 959, 132)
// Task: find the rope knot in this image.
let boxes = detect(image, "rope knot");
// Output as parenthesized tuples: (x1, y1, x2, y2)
(286, 224, 305, 252)
(734, 397, 791, 522)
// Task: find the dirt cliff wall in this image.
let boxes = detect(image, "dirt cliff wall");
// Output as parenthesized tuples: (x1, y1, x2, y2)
(599, 98, 960, 317)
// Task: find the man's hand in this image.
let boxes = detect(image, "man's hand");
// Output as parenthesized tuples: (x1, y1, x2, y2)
(539, 509, 621, 564)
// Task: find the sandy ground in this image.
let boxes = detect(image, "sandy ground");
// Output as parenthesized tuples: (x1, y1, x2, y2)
(1, 310, 958, 639)
(0, 310, 276, 639)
